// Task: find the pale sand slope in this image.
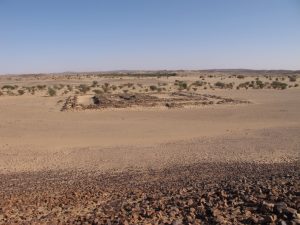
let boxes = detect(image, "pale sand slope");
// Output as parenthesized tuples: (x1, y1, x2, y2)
(0, 89, 299, 173)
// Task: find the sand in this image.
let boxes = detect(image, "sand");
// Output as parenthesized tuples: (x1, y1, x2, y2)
(0, 71, 299, 224)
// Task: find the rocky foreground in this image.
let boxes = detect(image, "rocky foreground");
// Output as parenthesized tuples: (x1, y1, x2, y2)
(0, 162, 299, 225)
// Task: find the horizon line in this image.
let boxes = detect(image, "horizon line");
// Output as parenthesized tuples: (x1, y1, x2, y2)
(1, 68, 300, 76)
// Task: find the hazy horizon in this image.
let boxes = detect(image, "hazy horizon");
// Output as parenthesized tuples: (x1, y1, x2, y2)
(1, 0, 300, 74)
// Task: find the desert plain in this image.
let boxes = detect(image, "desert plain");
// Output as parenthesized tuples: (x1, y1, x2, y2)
(0, 70, 299, 224)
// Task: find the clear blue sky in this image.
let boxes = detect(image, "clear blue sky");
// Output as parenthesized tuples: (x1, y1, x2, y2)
(0, 0, 299, 74)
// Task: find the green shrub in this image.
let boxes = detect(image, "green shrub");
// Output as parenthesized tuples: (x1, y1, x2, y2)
(48, 87, 57, 96)
(215, 82, 225, 88)
(175, 81, 188, 90)
(1, 85, 16, 90)
(215, 82, 233, 89)
(255, 80, 264, 89)
(271, 81, 287, 90)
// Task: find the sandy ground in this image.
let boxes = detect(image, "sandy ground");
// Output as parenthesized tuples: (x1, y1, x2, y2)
(0, 73, 300, 224)
(0, 88, 299, 173)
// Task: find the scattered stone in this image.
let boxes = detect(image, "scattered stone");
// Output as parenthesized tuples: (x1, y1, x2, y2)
(0, 162, 298, 224)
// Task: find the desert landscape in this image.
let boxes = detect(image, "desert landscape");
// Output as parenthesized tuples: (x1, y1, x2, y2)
(0, 70, 299, 224)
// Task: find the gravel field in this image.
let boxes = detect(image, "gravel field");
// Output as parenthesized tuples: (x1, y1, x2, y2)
(0, 162, 299, 224)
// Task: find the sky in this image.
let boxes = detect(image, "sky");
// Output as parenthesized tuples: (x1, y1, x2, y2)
(0, 0, 300, 74)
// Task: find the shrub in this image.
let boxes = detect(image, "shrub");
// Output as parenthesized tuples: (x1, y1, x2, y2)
(48, 87, 57, 96)
(237, 75, 245, 79)
(93, 89, 103, 94)
(175, 81, 188, 90)
(215, 82, 233, 89)
(271, 81, 287, 90)
(215, 82, 225, 88)
(18, 90, 25, 95)
(78, 84, 90, 94)
(150, 85, 158, 91)
(92, 81, 98, 87)
(1, 85, 16, 90)
(179, 82, 187, 89)
(67, 85, 73, 91)
(102, 83, 110, 93)
(238, 82, 250, 89)
(289, 76, 297, 82)
(255, 80, 264, 89)
(192, 81, 205, 86)
(53, 84, 64, 90)
(37, 85, 46, 90)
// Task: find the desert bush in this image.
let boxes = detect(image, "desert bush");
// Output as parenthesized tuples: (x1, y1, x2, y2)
(93, 89, 103, 94)
(53, 84, 64, 90)
(78, 84, 90, 94)
(174, 81, 188, 90)
(238, 82, 250, 89)
(102, 83, 110, 93)
(294, 84, 299, 87)
(37, 85, 46, 90)
(48, 87, 56, 96)
(150, 85, 158, 91)
(289, 76, 297, 82)
(271, 81, 287, 90)
(179, 82, 188, 89)
(1, 85, 16, 90)
(0, 91, 3, 96)
(192, 81, 205, 86)
(92, 81, 98, 87)
(23, 86, 36, 95)
(255, 80, 264, 89)
(67, 85, 73, 91)
(215, 82, 233, 89)
(215, 82, 225, 88)
(7, 90, 15, 96)
(237, 75, 245, 79)
(18, 90, 25, 95)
